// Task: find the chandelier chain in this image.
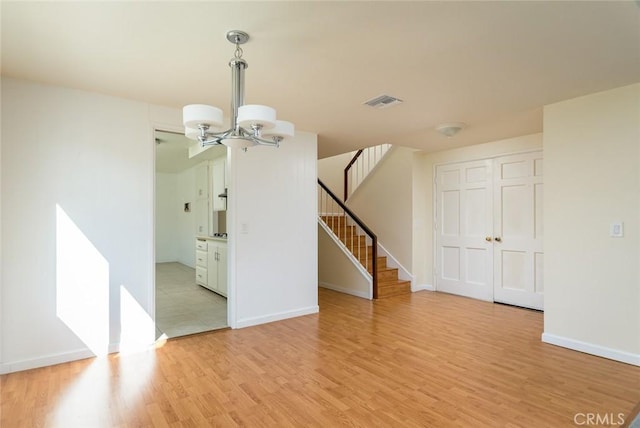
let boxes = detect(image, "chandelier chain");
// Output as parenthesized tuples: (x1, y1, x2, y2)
(234, 43, 243, 59)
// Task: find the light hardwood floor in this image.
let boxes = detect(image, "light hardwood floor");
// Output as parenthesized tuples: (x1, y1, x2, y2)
(2, 289, 639, 427)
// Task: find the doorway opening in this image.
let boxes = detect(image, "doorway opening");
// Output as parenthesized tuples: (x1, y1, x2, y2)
(154, 129, 228, 338)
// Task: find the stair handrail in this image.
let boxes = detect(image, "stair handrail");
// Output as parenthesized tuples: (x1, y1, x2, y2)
(344, 149, 364, 201)
(318, 179, 378, 299)
(343, 144, 392, 201)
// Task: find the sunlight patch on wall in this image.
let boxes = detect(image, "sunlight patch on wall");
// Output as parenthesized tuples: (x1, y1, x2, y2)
(56, 204, 109, 356)
(119, 285, 155, 354)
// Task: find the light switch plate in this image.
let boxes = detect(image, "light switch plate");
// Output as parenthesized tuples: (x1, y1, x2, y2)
(610, 222, 624, 237)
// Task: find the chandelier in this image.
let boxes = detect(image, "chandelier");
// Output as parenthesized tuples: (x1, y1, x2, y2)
(183, 30, 294, 150)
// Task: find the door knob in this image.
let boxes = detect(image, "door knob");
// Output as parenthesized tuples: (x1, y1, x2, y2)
(485, 236, 492, 242)
(494, 237, 502, 242)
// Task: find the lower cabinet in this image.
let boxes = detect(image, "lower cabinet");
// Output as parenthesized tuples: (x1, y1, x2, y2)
(195, 239, 208, 287)
(195, 238, 227, 297)
(207, 241, 227, 297)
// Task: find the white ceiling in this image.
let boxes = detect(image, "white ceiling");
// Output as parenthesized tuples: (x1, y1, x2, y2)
(2, 2, 639, 158)
(155, 130, 226, 174)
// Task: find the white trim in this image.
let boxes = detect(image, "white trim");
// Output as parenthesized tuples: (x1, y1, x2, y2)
(235, 305, 319, 329)
(542, 333, 640, 367)
(0, 340, 158, 374)
(431, 147, 543, 169)
(319, 282, 372, 300)
(412, 283, 434, 292)
(318, 211, 344, 217)
(226, 147, 237, 329)
(0, 348, 96, 374)
(432, 164, 439, 293)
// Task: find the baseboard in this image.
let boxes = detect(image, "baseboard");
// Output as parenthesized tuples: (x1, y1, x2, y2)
(542, 333, 640, 367)
(0, 348, 97, 374)
(412, 283, 434, 292)
(319, 282, 372, 299)
(235, 305, 319, 329)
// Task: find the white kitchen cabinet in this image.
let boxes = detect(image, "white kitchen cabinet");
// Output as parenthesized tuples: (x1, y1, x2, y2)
(196, 266, 207, 287)
(195, 162, 209, 200)
(207, 240, 228, 297)
(195, 162, 210, 236)
(195, 239, 208, 287)
(194, 199, 209, 236)
(211, 156, 227, 212)
(195, 238, 227, 297)
(217, 245, 227, 296)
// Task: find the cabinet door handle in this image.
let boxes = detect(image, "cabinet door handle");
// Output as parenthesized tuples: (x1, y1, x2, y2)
(494, 237, 502, 242)
(485, 236, 492, 242)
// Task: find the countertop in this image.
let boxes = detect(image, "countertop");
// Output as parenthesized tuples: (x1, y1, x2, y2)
(196, 236, 228, 242)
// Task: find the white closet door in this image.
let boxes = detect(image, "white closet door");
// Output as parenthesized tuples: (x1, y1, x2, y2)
(435, 160, 494, 301)
(493, 152, 544, 310)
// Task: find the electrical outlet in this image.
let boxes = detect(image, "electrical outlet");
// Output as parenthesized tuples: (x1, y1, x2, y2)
(610, 222, 624, 237)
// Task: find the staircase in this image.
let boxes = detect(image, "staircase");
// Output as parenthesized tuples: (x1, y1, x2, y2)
(320, 214, 411, 298)
(344, 143, 392, 201)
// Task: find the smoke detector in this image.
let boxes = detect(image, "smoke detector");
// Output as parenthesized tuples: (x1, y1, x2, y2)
(436, 122, 466, 138)
(364, 95, 403, 109)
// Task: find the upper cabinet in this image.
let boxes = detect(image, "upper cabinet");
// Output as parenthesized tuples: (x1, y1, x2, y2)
(211, 156, 227, 212)
(195, 162, 209, 200)
(194, 162, 210, 236)
(194, 155, 227, 236)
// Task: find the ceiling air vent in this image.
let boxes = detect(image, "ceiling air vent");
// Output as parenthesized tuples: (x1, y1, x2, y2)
(364, 94, 403, 109)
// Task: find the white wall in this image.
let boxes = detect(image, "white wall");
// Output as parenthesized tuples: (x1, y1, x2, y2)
(317, 151, 354, 197)
(318, 224, 371, 299)
(155, 172, 178, 263)
(154, 167, 196, 267)
(1, 77, 158, 372)
(542, 84, 640, 364)
(175, 167, 196, 267)
(412, 134, 543, 288)
(346, 147, 415, 271)
(227, 131, 318, 328)
(1, 77, 319, 373)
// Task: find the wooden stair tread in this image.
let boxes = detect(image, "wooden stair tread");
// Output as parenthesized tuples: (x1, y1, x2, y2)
(377, 280, 411, 298)
(378, 279, 410, 287)
(321, 216, 411, 299)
